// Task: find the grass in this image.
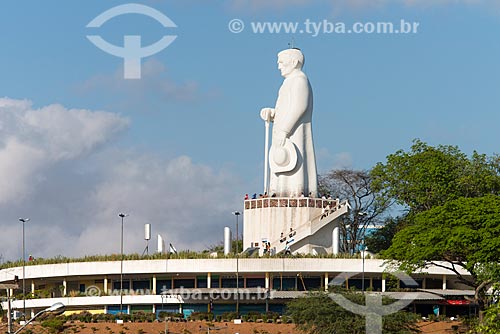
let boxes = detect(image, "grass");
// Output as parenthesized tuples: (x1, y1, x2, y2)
(0, 251, 376, 270)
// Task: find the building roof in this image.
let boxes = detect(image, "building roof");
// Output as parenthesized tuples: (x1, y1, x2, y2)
(383, 291, 444, 301)
(418, 289, 475, 296)
(270, 291, 308, 299)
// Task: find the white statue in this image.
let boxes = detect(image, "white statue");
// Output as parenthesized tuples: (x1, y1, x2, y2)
(260, 48, 318, 198)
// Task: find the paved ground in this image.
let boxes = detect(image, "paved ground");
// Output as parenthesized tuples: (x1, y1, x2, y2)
(0, 319, 465, 334)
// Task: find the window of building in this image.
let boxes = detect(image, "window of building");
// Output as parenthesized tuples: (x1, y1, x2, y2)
(132, 280, 150, 291)
(211, 276, 220, 288)
(426, 278, 443, 289)
(174, 278, 195, 289)
(197, 277, 208, 288)
(301, 276, 321, 291)
(246, 278, 265, 288)
(272, 277, 296, 291)
(372, 279, 382, 291)
(156, 279, 172, 294)
(221, 277, 243, 288)
(113, 281, 130, 290)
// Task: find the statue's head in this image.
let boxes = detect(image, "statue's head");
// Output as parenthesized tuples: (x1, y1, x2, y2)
(277, 48, 304, 77)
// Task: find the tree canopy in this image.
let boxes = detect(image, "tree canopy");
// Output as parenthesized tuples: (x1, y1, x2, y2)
(286, 290, 420, 334)
(383, 195, 500, 311)
(364, 217, 401, 254)
(370, 140, 500, 321)
(371, 139, 500, 213)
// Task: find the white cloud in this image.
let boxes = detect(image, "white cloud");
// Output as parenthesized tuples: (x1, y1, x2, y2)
(0, 98, 129, 204)
(0, 98, 242, 261)
(73, 153, 241, 256)
(0, 138, 45, 205)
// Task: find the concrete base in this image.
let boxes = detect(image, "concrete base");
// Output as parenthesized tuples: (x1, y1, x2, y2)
(243, 197, 344, 255)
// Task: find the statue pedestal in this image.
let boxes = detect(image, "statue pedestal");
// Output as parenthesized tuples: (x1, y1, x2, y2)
(243, 197, 349, 255)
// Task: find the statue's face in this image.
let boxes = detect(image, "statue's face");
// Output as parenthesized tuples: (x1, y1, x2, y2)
(277, 54, 296, 77)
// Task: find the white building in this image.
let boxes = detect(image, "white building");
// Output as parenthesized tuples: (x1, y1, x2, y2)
(0, 257, 475, 319)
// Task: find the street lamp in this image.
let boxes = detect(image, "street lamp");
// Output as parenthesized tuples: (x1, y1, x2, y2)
(118, 213, 129, 316)
(361, 241, 366, 294)
(232, 211, 241, 253)
(356, 212, 368, 293)
(232, 211, 241, 319)
(13, 302, 65, 334)
(359, 226, 369, 294)
(19, 218, 30, 321)
(160, 293, 168, 334)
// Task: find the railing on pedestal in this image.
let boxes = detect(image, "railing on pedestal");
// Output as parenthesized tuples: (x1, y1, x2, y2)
(244, 197, 339, 210)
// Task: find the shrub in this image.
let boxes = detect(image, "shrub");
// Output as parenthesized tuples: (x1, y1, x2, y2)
(219, 312, 238, 321)
(187, 312, 213, 321)
(41, 318, 65, 333)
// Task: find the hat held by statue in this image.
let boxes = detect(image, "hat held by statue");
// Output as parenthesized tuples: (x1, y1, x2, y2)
(269, 139, 298, 173)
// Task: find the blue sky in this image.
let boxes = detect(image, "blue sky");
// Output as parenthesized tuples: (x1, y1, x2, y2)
(1, 0, 500, 260)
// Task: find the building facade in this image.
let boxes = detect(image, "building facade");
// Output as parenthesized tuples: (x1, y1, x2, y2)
(0, 258, 475, 319)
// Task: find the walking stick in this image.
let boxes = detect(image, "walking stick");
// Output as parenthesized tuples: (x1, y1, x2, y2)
(264, 120, 270, 194)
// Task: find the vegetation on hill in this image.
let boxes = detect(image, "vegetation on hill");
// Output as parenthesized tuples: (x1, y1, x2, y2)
(371, 139, 500, 322)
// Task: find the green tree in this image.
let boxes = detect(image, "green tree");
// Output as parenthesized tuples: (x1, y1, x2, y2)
(319, 169, 390, 254)
(364, 217, 401, 254)
(383, 195, 500, 319)
(474, 294, 500, 334)
(476, 311, 499, 333)
(371, 139, 500, 213)
(287, 290, 419, 334)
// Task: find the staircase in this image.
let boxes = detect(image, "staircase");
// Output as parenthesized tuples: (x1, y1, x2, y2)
(271, 200, 350, 254)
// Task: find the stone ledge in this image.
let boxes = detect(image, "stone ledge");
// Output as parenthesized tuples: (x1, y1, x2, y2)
(244, 197, 338, 210)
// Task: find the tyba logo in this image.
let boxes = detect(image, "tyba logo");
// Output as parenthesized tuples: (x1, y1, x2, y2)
(329, 271, 418, 334)
(86, 3, 177, 79)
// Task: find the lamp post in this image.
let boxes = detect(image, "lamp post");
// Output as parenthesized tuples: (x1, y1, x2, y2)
(361, 240, 366, 294)
(13, 302, 65, 334)
(118, 213, 128, 316)
(232, 211, 241, 318)
(232, 211, 241, 253)
(160, 293, 168, 334)
(356, 212, 368, 293)
(19, 218, 30, 321)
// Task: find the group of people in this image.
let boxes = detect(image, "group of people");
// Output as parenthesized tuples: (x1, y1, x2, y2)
(244, 192, 335, 200)
(244, 192, 277, 200)
(262, 241, 272, 254)
(280, 228, 296, 243)
(320, 204, 335, 219)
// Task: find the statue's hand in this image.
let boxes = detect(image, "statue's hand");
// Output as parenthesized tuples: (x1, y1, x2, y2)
(260, 108, 275, 122)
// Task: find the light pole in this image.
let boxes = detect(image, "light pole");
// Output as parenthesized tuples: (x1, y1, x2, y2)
(160, 293, 168, 334)
(13, 302, 65, 334)
(19, 218, 30, 321)
(232, 211, 241, 318)
(118, 213, 128, 316)
(356, 212, 368, 293)
(232, 211, 241, 253)
(361, 240, 366, 294)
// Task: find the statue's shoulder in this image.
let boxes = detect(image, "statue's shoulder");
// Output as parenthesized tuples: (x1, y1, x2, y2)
(289, 72, 309, 88)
